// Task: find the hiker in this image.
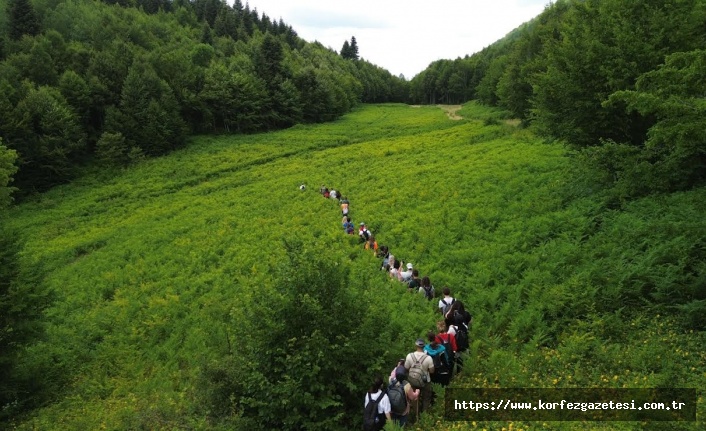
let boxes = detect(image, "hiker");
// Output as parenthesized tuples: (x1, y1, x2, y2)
(379, 246, 390, 268)
(340, 199, 349, 216)
(389, 259, 402, 280)
(299, 184, 306, 191)
(445, 300, 471, 373)
(358, 222, 371, 242)
(407, 269, 421, 292)
(438, 287, 455, 315)
(404, 338, 434, 413)
(444, 300, 472, 331)
(382, 253, 395, 272)
(330, 189, 338, 200)
(419, 276, 435, 301)
(399, 262, 414, 283)
(363, 376, 392, 431)
(323, 187, 330, 198)
(424, 331, 451, 390)
(342, 216, 355, 235)
(364, 235, 378, 254)
(388, 363, 419, 427)
(435, 320, 457, 382)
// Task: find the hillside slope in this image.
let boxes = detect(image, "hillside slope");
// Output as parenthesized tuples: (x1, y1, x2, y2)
(3, 103, 704, 430)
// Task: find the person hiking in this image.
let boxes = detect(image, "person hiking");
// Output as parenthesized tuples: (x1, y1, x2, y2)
(405, 338, 434, 413)
(363, 376, 391, 431)
(364, 235, 378, 254)
(407, 269, 421, 292)
(388, 364, 419, 427)
(399, 262, 414, 283)
(444, 300, 472, 331)
(389, 259, 402, 281)
(419, 276, 435, 301)
(438, 287, 456, 316)
(340, 199, 349, 216)
(379, 246, 390, 269)
(424, 331, 451, 390)
(358, 222, 371, 243)
(435, 320, 457, 381)
(444, 300, 472, 373)
(382, 253, 395, 272)
(342, 216, 354, 235)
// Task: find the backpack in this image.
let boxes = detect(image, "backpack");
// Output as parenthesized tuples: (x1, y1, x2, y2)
(454, 322, 469, 352)
(407, 353, 428, 389)
(422, 285, 434, 301)
(452, 309, 467, 327)
(436, 334, 455, 370)
(429, 348, 450, 375)
(363, 392, 384, 431)
(441, 298, 455, 316)
(387, 379, 407, 415)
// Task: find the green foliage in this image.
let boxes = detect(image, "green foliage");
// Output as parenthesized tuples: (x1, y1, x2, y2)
(95, 131, 129, 166)
(3, 104, 705, 430)
(0, 0, 409, 195)
(105, 61, 186, 156)
(605, 50, 706, 194)
(340, 36, 358, 60)
(0, 137, 18, 207)
(413, 0, 706, 199)
(8, 0, 40, 40)
(9, 84, 86, 191)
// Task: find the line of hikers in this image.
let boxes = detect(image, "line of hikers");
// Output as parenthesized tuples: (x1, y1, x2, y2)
(316, 184, 473, 430)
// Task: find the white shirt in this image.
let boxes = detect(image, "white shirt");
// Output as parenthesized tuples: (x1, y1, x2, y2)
(364, 390, 391, 414)
(399, 270, 413, 282)
(439, 297, 455, 312)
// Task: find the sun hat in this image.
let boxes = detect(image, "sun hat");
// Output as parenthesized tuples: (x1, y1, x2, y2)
(406, 263, 413, 269)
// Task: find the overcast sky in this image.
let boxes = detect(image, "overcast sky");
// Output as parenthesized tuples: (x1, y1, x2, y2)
(245, 0, 550, 79)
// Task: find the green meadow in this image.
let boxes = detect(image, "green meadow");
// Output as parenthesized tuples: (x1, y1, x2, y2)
(3, 103, 705, 430)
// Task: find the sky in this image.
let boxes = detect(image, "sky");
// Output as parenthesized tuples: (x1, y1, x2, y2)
(244, 0, 551, 79)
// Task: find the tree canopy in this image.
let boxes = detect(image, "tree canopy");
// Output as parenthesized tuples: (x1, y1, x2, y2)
(0, 0, 408, 197)
(411, 0, 706, 196)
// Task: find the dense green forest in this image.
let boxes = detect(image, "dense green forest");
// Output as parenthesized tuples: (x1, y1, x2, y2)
(0, 0, 407, 196)
(410, 0, 706, 200)
(1, 0, 705, 429)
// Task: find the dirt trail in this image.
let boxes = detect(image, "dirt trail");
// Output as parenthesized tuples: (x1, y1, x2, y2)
(437, 105, 463, 120)
(408, 104, 462, 120)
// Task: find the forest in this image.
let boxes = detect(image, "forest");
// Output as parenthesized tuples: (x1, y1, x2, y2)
(1, 0, 705, 430)
(409, 0, 706, 201)
(0, 0, 407, 196)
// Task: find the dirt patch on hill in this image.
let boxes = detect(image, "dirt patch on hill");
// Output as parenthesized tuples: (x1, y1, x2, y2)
(438, 105, 463, 120)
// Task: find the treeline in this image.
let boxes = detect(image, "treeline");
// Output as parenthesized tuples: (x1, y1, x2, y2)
(410, 0, 706, 198)
(0, 0, 407, 196)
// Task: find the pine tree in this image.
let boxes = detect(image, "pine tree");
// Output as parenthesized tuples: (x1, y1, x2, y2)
(349, 36, 359, 60)
(8, 0, 41, 40)
(340, 40, 350, 59)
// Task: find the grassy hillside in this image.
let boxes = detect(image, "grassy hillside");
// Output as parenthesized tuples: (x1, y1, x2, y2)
(3, 103, 704, 430)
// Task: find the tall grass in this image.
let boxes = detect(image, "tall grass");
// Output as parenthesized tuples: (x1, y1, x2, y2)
(3, 103, 704, 430)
